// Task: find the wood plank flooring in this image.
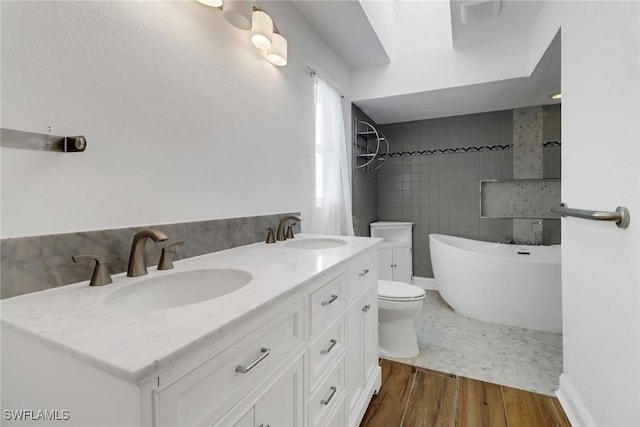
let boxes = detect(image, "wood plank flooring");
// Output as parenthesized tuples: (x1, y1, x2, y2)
(361, 359, 571, 427)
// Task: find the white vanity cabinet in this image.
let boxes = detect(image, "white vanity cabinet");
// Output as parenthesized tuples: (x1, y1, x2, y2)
(148, 300, 305, 427)
(1, 236, 381, 427)
(346, 251, 381, 427)
(151, 255, 380, 427)
(370, 222, 414, 284)
(219, 357, 304, 427)
(306, 271, 347, 427)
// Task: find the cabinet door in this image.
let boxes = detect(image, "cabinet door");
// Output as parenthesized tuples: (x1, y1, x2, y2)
(363, 285, 379, 383)
(233, 408, 254, 427)
(346, 299, 364, 415)
(254, 358, 303, 427)
(377, 246, 393, 281)
(393, 246, 413, 283)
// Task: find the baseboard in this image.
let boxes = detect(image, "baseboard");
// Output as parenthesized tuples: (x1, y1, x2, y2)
(412, 276, 437, 290)
(556, 374, 596, 426)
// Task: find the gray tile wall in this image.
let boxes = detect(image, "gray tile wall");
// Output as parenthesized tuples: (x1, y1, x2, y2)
(1, 213, 301, 299)
(352, 105, 562, 278)
(352, 105, 379, 236)
(378, 111, 515, 278)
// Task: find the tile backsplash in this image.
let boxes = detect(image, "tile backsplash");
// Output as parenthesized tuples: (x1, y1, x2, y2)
(1, 213, 300, 299)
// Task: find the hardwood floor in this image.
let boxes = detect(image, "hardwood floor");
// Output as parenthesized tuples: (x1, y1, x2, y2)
(361, 359, 571, 427)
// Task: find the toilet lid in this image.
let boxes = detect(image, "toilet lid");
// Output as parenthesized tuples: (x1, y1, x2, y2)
(378, 280, 426, 301)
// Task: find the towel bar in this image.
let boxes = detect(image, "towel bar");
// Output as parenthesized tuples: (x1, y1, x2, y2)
(551, 203, 630, 229)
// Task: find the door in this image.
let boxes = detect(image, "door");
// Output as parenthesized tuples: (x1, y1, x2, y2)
(555, 3, 639, 425)
(377, 246, 393, 280)
(362, 285, 378, 383)
(393, 246, 413, 284)
(346, 297, 364, 415)
(254, 359, 303, 427)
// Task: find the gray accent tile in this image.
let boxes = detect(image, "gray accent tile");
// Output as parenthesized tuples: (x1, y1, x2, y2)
(1, 213, 299, 299)
(513, 106, 543, 179)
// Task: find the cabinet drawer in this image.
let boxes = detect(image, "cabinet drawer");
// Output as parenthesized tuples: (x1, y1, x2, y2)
(153, 301, 304, 427)
(347, 251, 377, 301)
(323, 397, 345, 427)
(309, 357, 345, 427)
(309, 316, 345, 391)
(310, 274, 346, 339)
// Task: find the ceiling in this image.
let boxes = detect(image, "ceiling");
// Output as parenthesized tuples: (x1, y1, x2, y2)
(290, 1, 390, 68)
(291, 0, 560, 124)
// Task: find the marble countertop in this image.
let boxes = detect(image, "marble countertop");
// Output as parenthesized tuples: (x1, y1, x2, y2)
(1, 234, 380, 383)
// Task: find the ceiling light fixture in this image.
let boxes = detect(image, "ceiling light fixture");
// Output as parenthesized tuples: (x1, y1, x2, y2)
(195, 0, 223, 7)
(223, 0, 252, 30)
(195, 0, 288, 67)
(550, 93, 562, 100)
(251, 10, 273, 50)
(267, 33, 288, 66)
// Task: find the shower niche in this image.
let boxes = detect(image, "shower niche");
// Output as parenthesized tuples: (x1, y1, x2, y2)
(480, 178, 561, 218)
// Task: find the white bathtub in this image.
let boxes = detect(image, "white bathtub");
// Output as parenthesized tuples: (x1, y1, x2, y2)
(429, 234, 562, 333)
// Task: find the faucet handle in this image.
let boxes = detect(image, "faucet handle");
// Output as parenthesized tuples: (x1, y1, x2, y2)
(286, 224, 295, 239)
(265, 228, 276, 244)
(72, 255, 113, 286)
(158, 240, 184, 270)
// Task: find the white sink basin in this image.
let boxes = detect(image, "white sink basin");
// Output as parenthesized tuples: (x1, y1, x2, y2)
(103, 268, 252, 312)
(285, 238, 348, 249)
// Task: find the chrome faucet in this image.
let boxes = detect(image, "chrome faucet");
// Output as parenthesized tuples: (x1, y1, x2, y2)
(127, 229, 168, 277)
(276, 215, 303, 241)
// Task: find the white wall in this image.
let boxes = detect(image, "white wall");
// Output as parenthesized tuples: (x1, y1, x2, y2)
(530, 2, 640, 425)
(0, 1, 350, 238)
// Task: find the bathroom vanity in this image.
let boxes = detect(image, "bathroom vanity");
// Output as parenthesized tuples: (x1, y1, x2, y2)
(1, 235, 381, 427)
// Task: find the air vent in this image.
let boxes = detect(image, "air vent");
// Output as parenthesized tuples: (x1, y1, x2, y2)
(461, 0, 501, 24)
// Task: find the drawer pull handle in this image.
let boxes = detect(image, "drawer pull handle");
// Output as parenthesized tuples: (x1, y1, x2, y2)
(235, 348, 270, 374)
(362, 304, 371, 313)
(359, 269, 370, 277)
(321, 339, 337, 355)
(321, 386, 337, 405)
(321, 294, 338, 306)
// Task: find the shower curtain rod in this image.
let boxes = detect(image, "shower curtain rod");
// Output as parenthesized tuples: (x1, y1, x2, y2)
(305, 66, 345, 99)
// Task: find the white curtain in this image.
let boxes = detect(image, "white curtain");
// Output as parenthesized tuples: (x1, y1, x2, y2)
(311, 78, 354, 236)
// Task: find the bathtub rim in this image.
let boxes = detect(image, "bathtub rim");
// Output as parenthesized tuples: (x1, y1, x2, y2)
(429, 233, 561, 265)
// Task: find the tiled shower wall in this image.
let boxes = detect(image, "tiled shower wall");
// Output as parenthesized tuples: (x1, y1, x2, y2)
(378, 111, 515, 278)
(352, 105, 561, 279)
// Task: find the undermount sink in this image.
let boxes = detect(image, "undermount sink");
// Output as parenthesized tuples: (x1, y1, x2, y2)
(103, 268, 252, 312)
(285, 238, 348, 249)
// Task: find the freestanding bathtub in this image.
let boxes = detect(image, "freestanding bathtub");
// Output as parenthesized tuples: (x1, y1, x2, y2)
(429, 234, 562, 333)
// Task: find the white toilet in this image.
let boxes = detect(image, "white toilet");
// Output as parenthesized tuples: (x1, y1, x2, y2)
(377, 280, 426, 358)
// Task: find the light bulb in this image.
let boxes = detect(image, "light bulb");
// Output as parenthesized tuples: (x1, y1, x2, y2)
(267, 33, 287, 66)
(251, 11, 273, 51)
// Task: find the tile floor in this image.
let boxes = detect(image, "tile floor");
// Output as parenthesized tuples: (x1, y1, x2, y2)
(384, 290, 563, 396)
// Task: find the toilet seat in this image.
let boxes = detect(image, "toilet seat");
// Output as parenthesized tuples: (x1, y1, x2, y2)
(378, 280, 426, 302)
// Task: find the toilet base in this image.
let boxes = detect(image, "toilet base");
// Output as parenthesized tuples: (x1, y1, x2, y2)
(378, 318, 420, 358)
